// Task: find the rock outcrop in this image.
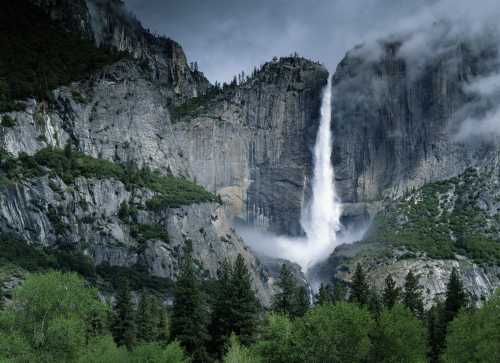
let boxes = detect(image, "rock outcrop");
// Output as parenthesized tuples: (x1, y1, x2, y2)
(0, 174, 271, 303)
(1, 56, 328, 236)
(310, 242, 500, 308)
(331, 26, 500, 222)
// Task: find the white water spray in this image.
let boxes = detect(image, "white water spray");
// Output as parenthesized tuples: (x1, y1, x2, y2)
(239, 75, 343, 272)
(299, 74, 342, 269)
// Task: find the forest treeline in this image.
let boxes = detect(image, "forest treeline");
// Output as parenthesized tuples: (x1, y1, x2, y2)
(0, 243, 498, 362)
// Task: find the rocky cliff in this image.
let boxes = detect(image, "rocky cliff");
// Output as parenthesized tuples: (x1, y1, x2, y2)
(0, 0, 328, 303)
(33, 0, 209, 106)
(173, 58, 328, 235)
(331, 25, 500, 223)
(314, 24, 500, 304)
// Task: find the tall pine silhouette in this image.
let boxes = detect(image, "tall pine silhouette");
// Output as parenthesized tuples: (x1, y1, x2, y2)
(403, 271, 424, 318)
(382, 274, 400, 309)
(272, 264, 297, 315)
(349, 263, 369, 305)
(443, 267, 467, 324)
(111, 278, 136, 350)
(230, 254, 260, 344)
(171, 241, 209, 362)
(210, 255, 259, 357)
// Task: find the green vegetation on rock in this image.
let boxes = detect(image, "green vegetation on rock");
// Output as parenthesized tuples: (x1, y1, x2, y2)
(366, 168, 500, 264)
(0, 146, 217, 209)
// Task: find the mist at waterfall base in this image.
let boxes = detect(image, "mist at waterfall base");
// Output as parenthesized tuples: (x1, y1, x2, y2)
(238, 75, 356, 273)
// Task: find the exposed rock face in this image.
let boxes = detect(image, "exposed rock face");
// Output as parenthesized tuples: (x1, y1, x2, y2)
(310, 242, 500, 308)
(174, 58, 328, 235)
(0, 1, 329, 304)
(0, 175, 271, 303)
(0, 56, 328, 236)
(312, 160, 500, 306)
(331, 30, 500, 222)
(32, 0, 209, 105)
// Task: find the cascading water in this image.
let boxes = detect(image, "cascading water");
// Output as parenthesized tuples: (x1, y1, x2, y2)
(237, 74, 343, 273)
(299, 74, 342, 270)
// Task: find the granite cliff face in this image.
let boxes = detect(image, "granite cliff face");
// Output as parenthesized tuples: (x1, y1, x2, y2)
(33, 0, 209, 105)
(0, 0, 328, 302)
(174, 59, 328, 235)
(0, 173, 271, 302)
(331, 29, 500, 223)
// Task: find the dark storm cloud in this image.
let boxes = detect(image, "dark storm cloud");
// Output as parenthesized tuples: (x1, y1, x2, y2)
(123, 0, 438, 83)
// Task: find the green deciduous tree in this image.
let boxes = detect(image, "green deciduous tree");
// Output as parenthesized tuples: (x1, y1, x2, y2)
(0, 271, 108, 362)
(294, 303, 374, 363)
(443, 292, 500, 363)
(253, 313, 295, 363)
(369, 304, 427, 363)
(223, 334, 262, 363)
(129, 342, 190, 363)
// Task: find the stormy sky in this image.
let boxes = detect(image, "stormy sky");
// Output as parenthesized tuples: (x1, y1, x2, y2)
(123, 0, 438, 83)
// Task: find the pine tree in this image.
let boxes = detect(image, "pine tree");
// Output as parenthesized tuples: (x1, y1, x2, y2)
(136, 290, 156, 343)
(272, 264, 297, 316)
(111, 278, 136, 350)
(427, 302, 446, 363)
(156, 303, 169, 344)
(209, 259, 234, 357)
(382, 274, 400, 309)
(171, 241, 209, 362)
(368, 289, 382, 317)
(443, 267, 467, 324)
(293, 286, 310, 317)
(349, 263, 369, 305)
(332, 281, 347, 303)
(403, 271, 424, 318)
(230, 254, 260, 345)
(315, 283, 333, 306)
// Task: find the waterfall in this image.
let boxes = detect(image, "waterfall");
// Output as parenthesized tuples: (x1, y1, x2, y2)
(299, 74, 342, 266)
(299, 74, 342, 270)
(236, 74, 343, 273)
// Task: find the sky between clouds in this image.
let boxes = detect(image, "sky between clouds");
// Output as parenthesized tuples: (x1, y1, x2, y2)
(123, 0, 439, 83)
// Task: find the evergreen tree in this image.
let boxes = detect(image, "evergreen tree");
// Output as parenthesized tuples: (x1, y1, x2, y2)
(111, 278, 136, 350)
(443, 267, 467, 324)
(136, 291, 156, 344)
(230, 254, 260, 345)
(403, 271, 424, 318)
(210, 255, 260, 357)
(156, 303, 169, 344)
(293, 286, 310, 317)
(272, 264, 296, 316)
(315, 283, 333, 306)
(171, 242, 209, 362)
(367, 289, 382, 318)
(427, 302, 446, 363)
(349, 263, 369, 305)
(382, 274, 400, 309)
(332, 281, 347, 303)
(209, 259, 234, 357)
